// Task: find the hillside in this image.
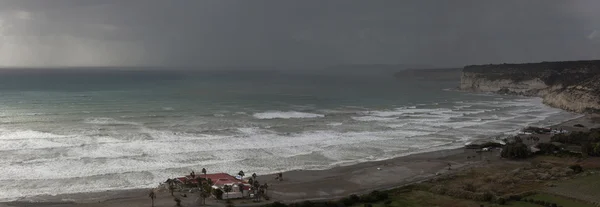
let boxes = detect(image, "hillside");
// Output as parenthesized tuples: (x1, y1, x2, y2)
(460, 60, 600, 113)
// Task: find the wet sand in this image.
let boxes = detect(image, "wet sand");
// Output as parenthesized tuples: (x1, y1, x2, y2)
(1, 115, 597, 207)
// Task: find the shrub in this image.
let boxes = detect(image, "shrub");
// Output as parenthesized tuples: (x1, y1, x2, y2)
(429, 185, 447, 195)
(463, 183, 477, 192)
(339, 197, 354, 206)
(508, 194, 522, 201)
(359, 194, 376, 203)
(473, 192, 494, 202)
(569, 164, 583, 173)
(496, 197, 506, 205)
(174, 197, 182, 207)
(551, 131, 593, 145)
(268, 202, 288, 207)
(370, 191, 388, 201)
(501, 142, 531, 159)
(349, 194, 360, 203)
(383, 200, 392, 206)
(226, 199, 234, 207)
(298, 201, 314, 207)
(213, 188, 224, 200)
(363, 204, 373, 207)
(536, 143, 561, 154)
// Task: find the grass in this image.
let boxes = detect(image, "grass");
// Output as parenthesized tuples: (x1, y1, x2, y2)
(504, 201, 541, 207)
(525, 193, 595, 207)
(339, 156, 600, 207)
(543, 173, 600, 204)
(352, 190, 485, 207)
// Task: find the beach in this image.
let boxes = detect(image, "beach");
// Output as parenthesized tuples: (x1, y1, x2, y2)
(2, 114, 596, 207)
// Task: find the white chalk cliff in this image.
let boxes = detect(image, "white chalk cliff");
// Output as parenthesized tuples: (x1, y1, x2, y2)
(460, 61, 600, 113)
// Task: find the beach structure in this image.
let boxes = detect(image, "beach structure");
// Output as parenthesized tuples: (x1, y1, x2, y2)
(174, 173, 251, 199)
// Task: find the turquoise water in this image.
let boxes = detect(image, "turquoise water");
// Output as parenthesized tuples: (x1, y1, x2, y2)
(0, 68, 578, 200)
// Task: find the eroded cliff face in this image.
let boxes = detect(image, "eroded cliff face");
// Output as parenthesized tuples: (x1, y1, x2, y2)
(460, 60, 600, 113)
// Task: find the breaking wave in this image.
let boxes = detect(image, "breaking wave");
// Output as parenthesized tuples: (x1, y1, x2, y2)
(253, 111, 325, 119)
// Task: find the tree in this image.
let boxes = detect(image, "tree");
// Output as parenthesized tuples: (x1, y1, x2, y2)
(223, 185, 233, 199)
(248, 178, 254, 187)
(501, 142, 530, 159)
(196, 177, 205, 189)
(202, 168, 207, 175)
(253, 180, 261, 202)
(213, 188, 224, 200)
(238, 184, 245, 197)
(169, 184, 176, 196)
(238, 170, 245, 179)
(198, 178, 214, 205)
(593, 142, 600, 156)
(582, 142, 592, 158)
(263, 183, 269, 195)
(166, 179, 177, 196)
(148, 190, 156, 207)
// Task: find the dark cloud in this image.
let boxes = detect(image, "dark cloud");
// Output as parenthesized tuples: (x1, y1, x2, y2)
(0, 0, 599, 67)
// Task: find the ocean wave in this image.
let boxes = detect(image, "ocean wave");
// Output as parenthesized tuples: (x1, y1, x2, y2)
(253, 111, 324, 119)
(0, 96, 583, 201)
(351, 116, 397, 122)
(83, 117, 142, 126)
(0, 130, 68, 140)
(327, 122, 343, 126)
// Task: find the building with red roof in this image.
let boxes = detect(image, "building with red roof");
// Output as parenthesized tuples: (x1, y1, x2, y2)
(175, 172, 251, 199)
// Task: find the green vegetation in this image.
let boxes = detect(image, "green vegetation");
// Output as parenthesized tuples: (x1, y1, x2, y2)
(213, 188, 224, 200)
(262, 154, 600, 207)
(524, 193, 594, 207)
(501, 139, 530, 159)
(463, 60, 600, 86)
(465, 142, 504, 149)
(551, 131, 600, 157)
(544, 174, 600, 204)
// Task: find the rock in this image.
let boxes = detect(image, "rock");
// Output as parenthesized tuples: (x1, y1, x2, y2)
(536, 173, 551, 180)
(510, 168, 522, 174)
(538, 162, 554, 169)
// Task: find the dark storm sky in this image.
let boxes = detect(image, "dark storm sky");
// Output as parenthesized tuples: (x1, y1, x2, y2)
(0, 0, 599, 67)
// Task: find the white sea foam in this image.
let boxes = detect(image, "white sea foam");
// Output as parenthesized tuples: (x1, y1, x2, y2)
(351, 116, 397, 122)
(84, 117, 141, 126)
(253, 111, 325, 119)
(236, 127, 269, 135)
(0, 130, 68, 140)
(327, 122, 343, 126)
(0, 96, 583, 201)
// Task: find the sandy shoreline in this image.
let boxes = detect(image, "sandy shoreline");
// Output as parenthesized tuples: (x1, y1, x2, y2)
(1, 115, 597, 207)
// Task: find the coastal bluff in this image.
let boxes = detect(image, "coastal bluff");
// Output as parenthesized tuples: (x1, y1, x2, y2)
(460, 60, 600, 113)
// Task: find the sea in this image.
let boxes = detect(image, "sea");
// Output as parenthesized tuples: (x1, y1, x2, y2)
(0, 67, 579, 200)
